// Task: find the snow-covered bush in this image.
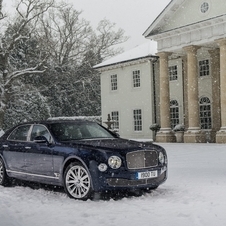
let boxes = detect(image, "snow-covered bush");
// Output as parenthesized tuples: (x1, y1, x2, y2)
(173, 124, 185, 132)
(150, 123, 161, 132)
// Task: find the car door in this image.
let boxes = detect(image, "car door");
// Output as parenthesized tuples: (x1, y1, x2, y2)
(23, 124, 55, 181)
(3, 124, 32, 179)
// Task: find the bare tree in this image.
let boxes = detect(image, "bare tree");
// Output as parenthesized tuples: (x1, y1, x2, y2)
(0, 0, 55, 127)
(39, 6, 128, 68)
(91, 19, 129, 60)
(38, 5, 93, 69)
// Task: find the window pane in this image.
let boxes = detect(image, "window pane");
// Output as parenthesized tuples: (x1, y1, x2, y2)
(170, 100, 179, 129)
(133, 70, 141, 87)
(111, 74, 117, 90)
(30, 125, 51, 142)
(169, 65, 178, 81)
(111, 111, 119, 130)
(199, 97, 211, 129)
(8, 125, 31, 141)
(199, 60, 209, 77)
(133, 109, 142, 131)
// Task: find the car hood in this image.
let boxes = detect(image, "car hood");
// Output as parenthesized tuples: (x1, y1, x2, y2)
(62, 138, 161, 152)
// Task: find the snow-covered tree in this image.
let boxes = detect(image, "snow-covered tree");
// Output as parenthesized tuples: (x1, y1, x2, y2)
(0, 0, 54, 129)
(0, 1, 128, 129)
(37, 6, 128, 117)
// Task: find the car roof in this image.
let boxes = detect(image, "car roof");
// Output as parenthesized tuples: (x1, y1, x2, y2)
(18, 119, 97, 126)
(1, 120, 97, 138)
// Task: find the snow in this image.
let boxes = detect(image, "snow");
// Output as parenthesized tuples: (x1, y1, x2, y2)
(48, 116, 102, 123)
(1, 143, 226, 226)
(94, 41, 157, 68)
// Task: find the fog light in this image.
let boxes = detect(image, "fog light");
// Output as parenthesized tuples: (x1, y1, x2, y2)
(98, 163, 108, 172)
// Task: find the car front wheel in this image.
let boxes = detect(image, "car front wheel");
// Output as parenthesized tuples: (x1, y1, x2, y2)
(64, 162, 92, 200)
(0, 158, 9, 186)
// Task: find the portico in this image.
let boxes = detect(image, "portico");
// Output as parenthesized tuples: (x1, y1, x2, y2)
(144, 0, 226, 143)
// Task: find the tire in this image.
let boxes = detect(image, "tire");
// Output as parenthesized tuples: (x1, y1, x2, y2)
(0, 158, 9, 186)
(64, 162, 92, 200)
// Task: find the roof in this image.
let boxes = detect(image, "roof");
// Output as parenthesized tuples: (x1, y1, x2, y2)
(93, 41, 157, 69)
(143, 0, 184, 37)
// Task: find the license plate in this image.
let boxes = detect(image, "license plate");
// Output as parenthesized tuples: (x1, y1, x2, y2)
(136, 170, 158, 179)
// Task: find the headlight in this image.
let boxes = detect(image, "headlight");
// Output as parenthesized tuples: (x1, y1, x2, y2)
(108, 156, 122, 169)
(159, 152, 165, 164)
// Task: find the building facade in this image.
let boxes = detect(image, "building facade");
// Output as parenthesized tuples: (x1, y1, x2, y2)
(94, 42, 159, 140)
(144, 0, 226, 143)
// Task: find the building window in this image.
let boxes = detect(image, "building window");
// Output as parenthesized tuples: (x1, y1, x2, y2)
(133, 109, 142, 131)
(111, 111, 119, 130)
(111, 74, 117, 91)
(199, 60, 209, 77)
(133, 70, 140, 88)
(169, 65, 178, 81)
(200, 97, 212, 129)
(170, 100, 179, 129)
(200, 2, 209, 13)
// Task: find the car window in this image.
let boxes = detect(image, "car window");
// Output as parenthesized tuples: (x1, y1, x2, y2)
(30, 125, 51, 142)
(85, 124, 113, 138)
(8, 125, 31, 141)
(50, 122, 114, 141)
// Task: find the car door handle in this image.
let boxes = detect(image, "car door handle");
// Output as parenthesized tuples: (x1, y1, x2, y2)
(25, 146, 31, 149)
(2, 144, 8, 148)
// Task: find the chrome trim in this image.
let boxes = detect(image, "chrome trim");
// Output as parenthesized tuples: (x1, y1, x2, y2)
(6, 123, 53, 143)
(6, 170, 59, 179)
(126, 150, 158, 169)
(7, 124, 32, 142)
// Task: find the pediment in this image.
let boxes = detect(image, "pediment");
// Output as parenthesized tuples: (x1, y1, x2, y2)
(144, 0, 226, 38)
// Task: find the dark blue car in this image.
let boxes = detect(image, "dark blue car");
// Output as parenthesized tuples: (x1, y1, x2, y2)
(0, 120, 167, 200)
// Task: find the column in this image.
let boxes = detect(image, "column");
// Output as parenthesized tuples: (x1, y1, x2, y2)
(156, 52, 175, 142)
(209, 49, 220, 142)
(183, 45, 205, 143)
(182, 55, 188, 130)
(216, 38, 226, 143)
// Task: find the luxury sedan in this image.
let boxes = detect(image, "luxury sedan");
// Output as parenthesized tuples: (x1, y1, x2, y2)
(0, 120, 168, 200)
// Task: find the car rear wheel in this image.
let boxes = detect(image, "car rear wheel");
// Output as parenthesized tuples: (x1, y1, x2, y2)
(64, 162, 92, 200)
(0, 158, 9, 186)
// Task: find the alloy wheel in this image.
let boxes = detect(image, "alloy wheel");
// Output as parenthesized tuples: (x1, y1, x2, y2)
(65, 164, 91, 199)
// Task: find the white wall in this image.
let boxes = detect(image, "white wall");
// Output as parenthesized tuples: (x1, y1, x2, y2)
(169, 58, 184, 125)
(101, 60, 154, 139)
(197, 49, 212, 101)
(168, 51, 213, 127)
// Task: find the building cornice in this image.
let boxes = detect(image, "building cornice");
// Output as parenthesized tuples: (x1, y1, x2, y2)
(149, 14, 226, 52)
(95, 56, 158, 72)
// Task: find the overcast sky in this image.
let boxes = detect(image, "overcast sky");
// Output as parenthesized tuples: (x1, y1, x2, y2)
(67, 0, 171, 51)
(4, 0, 171, 51)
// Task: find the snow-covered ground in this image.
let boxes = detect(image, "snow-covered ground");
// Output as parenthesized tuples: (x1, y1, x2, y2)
(1, 143, 226, 226)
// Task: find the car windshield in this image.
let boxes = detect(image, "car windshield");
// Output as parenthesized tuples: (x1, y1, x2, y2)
(49, 121, 115, 141)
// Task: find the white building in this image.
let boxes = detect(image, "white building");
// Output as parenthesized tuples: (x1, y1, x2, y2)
(94, 42, 159, 140)
(95, 0, 226, 143)
(144, 0, 226, 143)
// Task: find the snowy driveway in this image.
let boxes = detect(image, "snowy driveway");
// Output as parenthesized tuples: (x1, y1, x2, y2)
(1, 143, 226, 226)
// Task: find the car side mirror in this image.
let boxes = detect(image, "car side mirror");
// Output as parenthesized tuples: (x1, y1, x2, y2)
(113, 131, 120, 138)
(34, 136, 49, 144)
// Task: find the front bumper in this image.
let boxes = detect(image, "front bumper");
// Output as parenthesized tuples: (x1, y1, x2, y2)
(107, 170, 167, 187)
(89, 161, 167, 192)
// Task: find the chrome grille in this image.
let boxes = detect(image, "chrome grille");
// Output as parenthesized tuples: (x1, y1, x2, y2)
(126, 150, 158, 169)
